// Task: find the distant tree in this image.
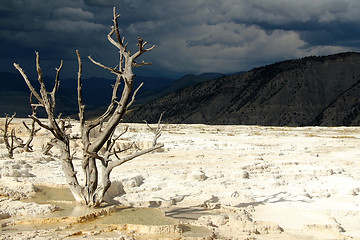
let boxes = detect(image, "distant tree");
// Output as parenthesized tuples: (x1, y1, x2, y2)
(13, 7, 163, 207)
(0, 113, 21, 158)
(0, 112, 39, 158)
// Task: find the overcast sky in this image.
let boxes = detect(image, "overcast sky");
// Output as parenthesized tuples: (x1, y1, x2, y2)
(1, 0, 360, 79)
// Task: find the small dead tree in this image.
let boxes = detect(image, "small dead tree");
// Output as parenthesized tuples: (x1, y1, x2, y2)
(13, 7, 163, 207)
(0, 113, 21, 158)
(0, 111, 40, 158)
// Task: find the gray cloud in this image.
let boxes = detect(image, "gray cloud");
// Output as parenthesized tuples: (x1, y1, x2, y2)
(53, 7, 95, 20)
(83, 0, 118, 7)
(1, 0, 360, 79)
(45, 20, 106, 33)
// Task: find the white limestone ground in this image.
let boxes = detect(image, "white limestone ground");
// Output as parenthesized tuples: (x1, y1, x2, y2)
(0, 118, 360, 239)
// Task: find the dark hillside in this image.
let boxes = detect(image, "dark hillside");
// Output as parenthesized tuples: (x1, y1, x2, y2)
(125, 52, 360, 126)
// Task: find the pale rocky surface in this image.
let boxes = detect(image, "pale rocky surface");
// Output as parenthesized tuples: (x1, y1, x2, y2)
(0, 118, 360, 239)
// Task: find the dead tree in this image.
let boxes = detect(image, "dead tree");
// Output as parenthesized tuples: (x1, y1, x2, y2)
(0, 109, 40, 157)
(0, 113, 24, 158)
(13, 7, 163, 207)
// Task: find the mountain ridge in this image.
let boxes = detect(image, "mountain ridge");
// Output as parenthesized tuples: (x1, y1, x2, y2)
(0, 70, 223, 118)
(125, 52, 360, 126)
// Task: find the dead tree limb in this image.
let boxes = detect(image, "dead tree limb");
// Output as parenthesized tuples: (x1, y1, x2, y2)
(14, 54, 86, 204)
(22, 96, 41, 152)
(22, 119, 40, 152)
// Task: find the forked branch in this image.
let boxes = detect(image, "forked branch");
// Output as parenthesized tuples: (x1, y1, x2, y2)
(107, 113, 164, 171)
(14, 53, 67, 143)
(22, 119, 41, 152)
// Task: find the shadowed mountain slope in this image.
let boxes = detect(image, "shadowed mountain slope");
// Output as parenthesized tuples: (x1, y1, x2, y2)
(0, 72, 174, 118)
(135, 73, 225, 104)
(125, 52, 360, 126)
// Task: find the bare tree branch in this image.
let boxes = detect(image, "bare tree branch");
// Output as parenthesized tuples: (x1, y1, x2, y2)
(22, 118, 41, 152)
(88, 56, 122, 76)
(50, 60, 63, 110)
(133, 60, 152, 68)
(105, 125, 128, 152)
(76, 50, 85, 127)
(131, 37, 156, 61)
(127, 82, 143, 109)
(107, 143, 163, 172)
(13, 63, 43, 105)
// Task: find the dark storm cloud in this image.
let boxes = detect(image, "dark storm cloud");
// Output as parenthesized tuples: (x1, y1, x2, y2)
(216, 1, 360, 49)
(1, 0, 360, 79)
(0, 0, 110, 78)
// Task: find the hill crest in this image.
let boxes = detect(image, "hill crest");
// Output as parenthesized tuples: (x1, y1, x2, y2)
(125, 52, 360, 126)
